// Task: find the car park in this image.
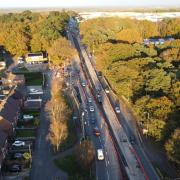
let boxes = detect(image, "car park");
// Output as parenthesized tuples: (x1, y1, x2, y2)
(115, 106, 120, 113)
(93, 127, 100, 136)
(97, 149, 104, 160)
(12, 140, 25, 147)
(89, 106, 95, 112)
(8, 164, 22, 172)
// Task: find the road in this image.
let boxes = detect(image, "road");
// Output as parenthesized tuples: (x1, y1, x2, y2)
(67, 53, 121, 180)
(68, 18, 159, 180)
(30, 70, 68, 180)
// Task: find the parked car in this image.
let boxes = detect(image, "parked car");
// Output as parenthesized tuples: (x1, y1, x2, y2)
(89, 106, 95, 112)
(93, 127, 100, 136)
(97, 149, 104, 160)
(12, 140, 25, 147)
(115, 106, 120, 113)
(8, 164, 22, 172)
(23, 114, 34, 120)
(13, 153, 24, 159)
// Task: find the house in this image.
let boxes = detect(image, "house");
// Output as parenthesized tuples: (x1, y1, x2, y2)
(13, 75, 25, 85)
(0, 130, 8, 172)
(25, 52, 48, 64)
(0, 91, 23, 135)
(143, 37, 175, 45)
(0, 61, 6, 71)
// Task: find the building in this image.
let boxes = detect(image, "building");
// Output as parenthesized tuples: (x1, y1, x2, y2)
(25, 52, 48, 64)
(0, 131, 8, 172)
(143, 37, 175, 45)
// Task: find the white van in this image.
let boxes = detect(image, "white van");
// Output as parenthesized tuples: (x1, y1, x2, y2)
(97, 149, 104, 160)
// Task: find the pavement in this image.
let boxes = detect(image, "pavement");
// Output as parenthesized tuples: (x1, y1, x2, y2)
(30, 70, 68, 180)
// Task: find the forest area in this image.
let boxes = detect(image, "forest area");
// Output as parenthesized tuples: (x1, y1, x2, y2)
(80, 17, 180, 169)
(0, 10, 76, 65)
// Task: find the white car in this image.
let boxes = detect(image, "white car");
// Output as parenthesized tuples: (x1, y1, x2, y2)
(88, 97, 92, 103)
(115, 106, 121, 113)
(89, 106, 94, 112)
(81, 81, 86, 87)
(97, 149, 104, 160)
(30, 88, 39, 93)
(12, 141, 25, 147)
(105, 88, 110, 94)
(23, 115, 34, 120)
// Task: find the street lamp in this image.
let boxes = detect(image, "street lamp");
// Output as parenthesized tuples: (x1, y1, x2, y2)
(81, 112, 85, 139)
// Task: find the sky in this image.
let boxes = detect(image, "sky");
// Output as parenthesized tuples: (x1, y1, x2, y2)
(0, 0, 179, 8)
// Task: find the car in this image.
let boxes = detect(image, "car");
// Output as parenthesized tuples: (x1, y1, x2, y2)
(30, 88, 39, 93)
(8, 164, 21, 172)
(23, 114, 34, 120)
(12, 141, 25, 147)
(89, 106, 95, 112)
(93, 127, 100, 136)
(87, 97, 92, 103)
(115, 106, 120, 113)
(13, 153, 24, 159)
(97, 149, 104, 160)
(105, 88, 110, 94)
(81, 81, 86, 87)
(129, 136, 136, 145)
(90, 115, 96, 124)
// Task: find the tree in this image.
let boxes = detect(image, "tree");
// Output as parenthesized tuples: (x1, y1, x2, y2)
(165, 128, 180, 166)
(116, 28, 143, 43)
(143, 69, 171, 94)
(76, 140, 95, 170)
(48, 37, 76, 66)
(46, 78, 71, 152)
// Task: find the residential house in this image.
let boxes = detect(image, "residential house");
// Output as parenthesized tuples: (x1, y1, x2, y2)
(25, 52, 48, 64)
(143, 37, 175, 45)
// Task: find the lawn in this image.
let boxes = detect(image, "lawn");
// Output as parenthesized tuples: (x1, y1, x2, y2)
(54, 154, 93, 180)
(17, 119, 40, 128)
(16, 129, 36, 138)
(24, 72, 43, 86)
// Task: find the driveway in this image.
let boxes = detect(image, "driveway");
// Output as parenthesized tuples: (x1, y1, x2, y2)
(30, 70, 68, 180)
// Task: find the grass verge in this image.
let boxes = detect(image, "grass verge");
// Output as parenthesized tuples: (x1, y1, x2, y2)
(24, 72, 43, 86)
(54, 154, 93, 180)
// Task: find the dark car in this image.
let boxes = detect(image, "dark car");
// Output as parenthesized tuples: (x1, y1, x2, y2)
(8, 164, 21, 172)
(93, 127, 100, 136)
(129, 136, 136, 145)
(90, 115, 96, 124)
(14, 153, 24, 159)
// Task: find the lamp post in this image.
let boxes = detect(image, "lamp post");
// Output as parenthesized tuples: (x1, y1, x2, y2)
(81, 112, 85, 139)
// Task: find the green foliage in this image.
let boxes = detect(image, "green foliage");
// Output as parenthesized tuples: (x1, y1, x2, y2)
(165, 129, 180, 166)
(143, 68, 171, 94)
(0, 10, 72, 58)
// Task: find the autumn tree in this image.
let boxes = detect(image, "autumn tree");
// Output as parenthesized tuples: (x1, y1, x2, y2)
(165, 129, 180, 166)
(48, 37, 76, 66)
(116, 28, 143, 43)
(76, 140, 95, 170)
(46, 78, 71, 152)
